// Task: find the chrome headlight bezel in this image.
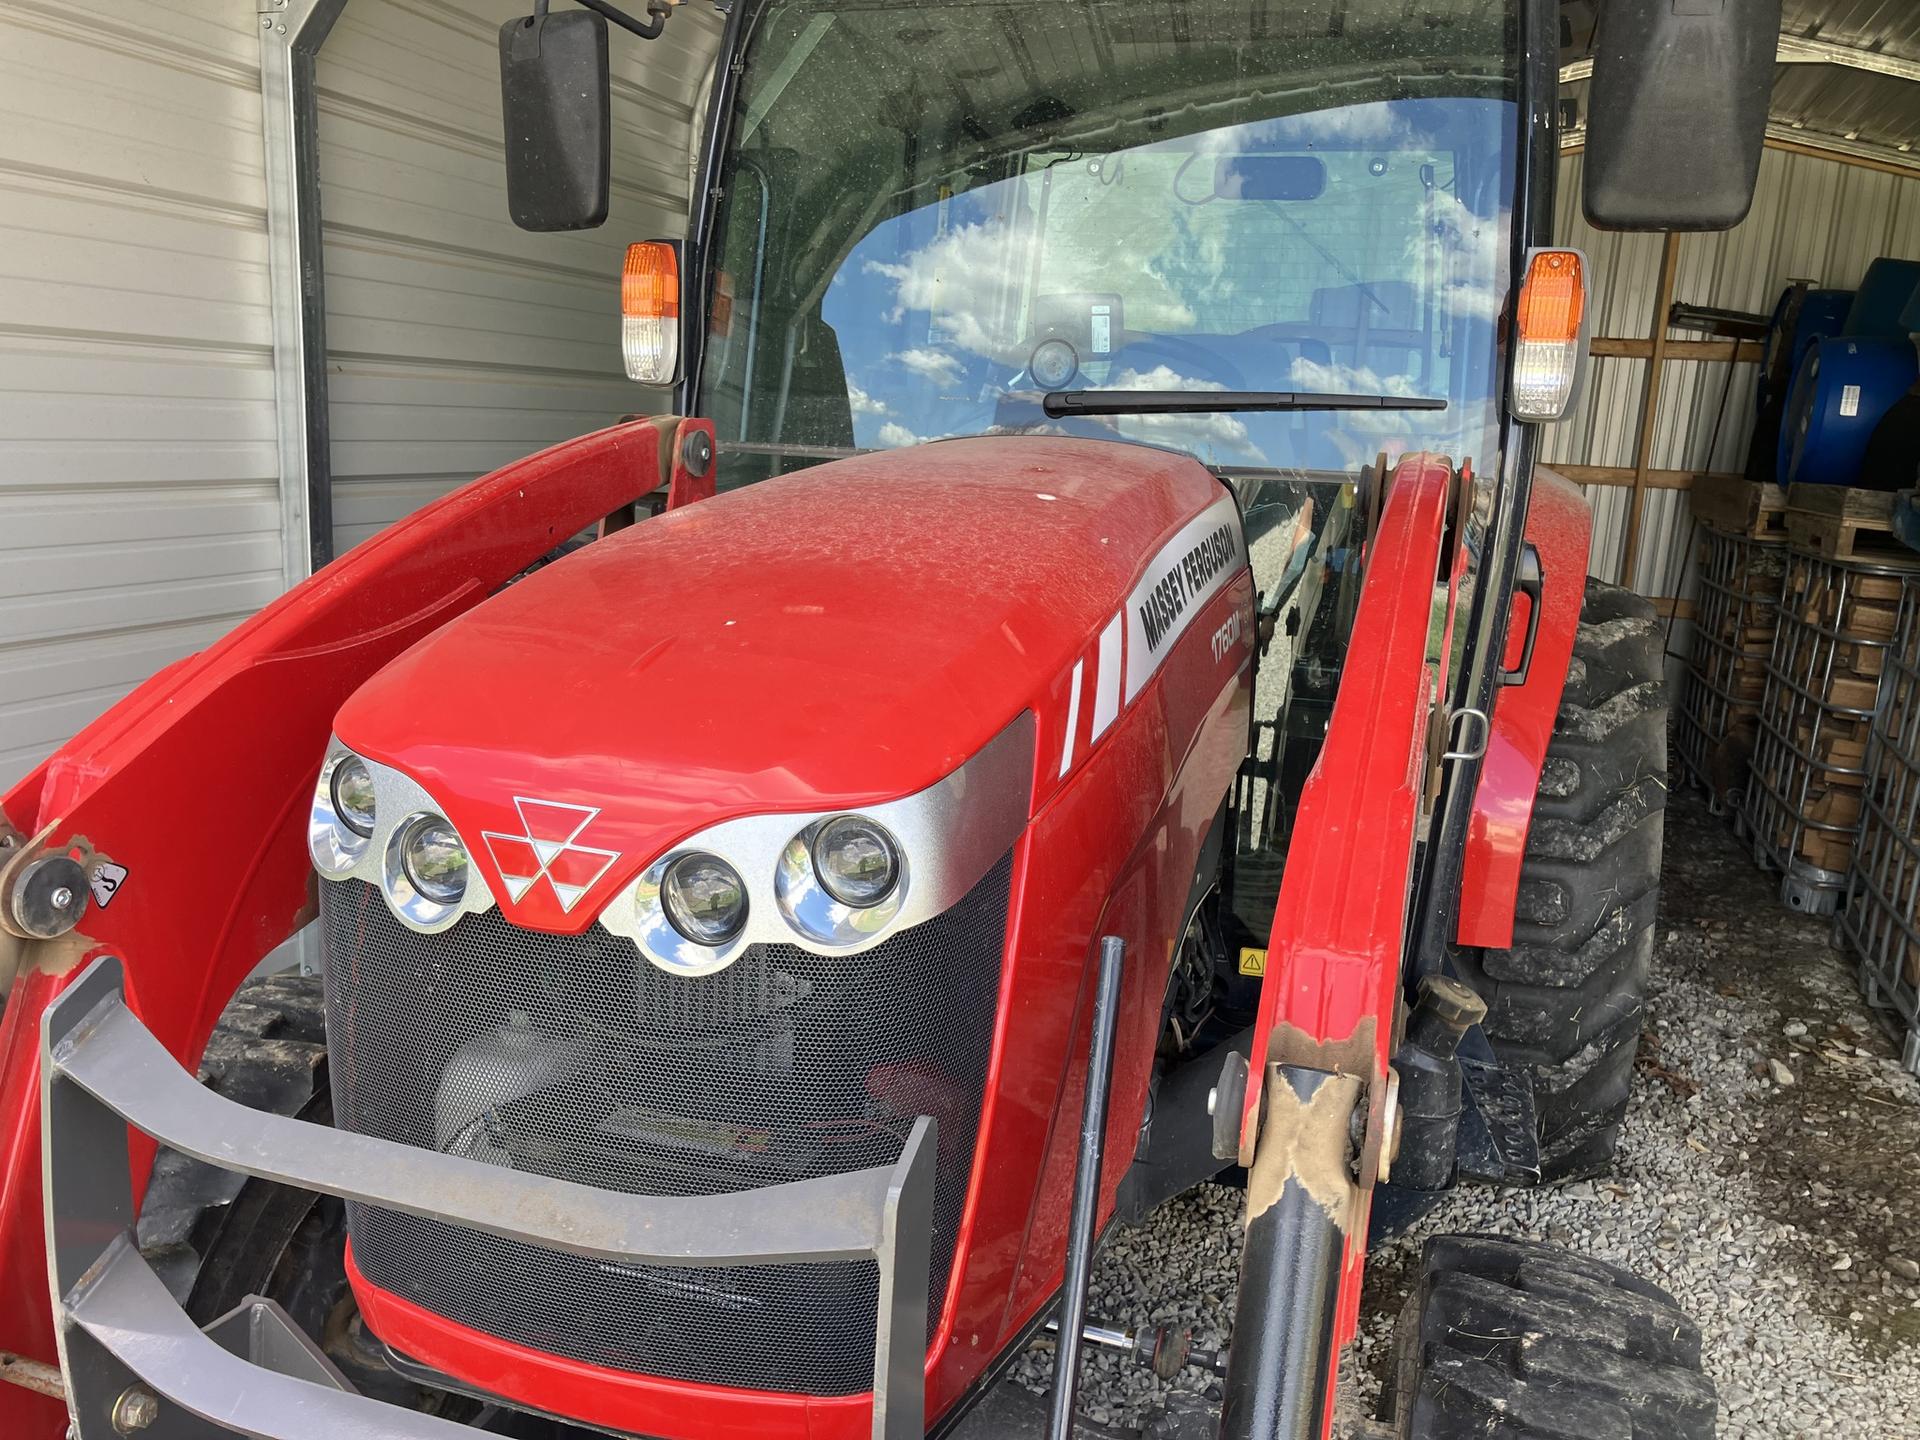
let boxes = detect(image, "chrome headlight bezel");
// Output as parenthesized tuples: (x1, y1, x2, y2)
(310, 751, 373, 876)
(631, 851, 751, 975)
(777, 819, 906, 945)
(310, 716, 1032, 966)
(384, 811, 471, 928)
(599, 715, 1032, 974)
(309, 742, 494, 934)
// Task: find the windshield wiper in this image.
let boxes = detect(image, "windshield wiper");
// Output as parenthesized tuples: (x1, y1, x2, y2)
(1042, 390, 1447, 418)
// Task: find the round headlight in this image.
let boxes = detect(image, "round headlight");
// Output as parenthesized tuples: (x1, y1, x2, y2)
(330, 756, 378, 838)
(812, 817, 899, 908)
(401, 815, 468, 905)
(661, 853, 747, 946)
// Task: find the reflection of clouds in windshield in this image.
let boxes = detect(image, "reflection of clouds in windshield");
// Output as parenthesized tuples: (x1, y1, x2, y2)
(866, 218, 1029, 361)
(1421, 195, 1510, 322)
(894, 348, 964, 384)
(813, 96, 1513, 473)
(1112, 364, 1225, 393)
(1288, 356, 1423, 398)
(1295, 102, 1410, 145)
(1109, 366, 1268, 464)
(1288, 356, 1444, 455)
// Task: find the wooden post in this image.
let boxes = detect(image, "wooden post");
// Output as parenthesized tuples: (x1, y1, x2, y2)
(1620, 232, 1682, 590)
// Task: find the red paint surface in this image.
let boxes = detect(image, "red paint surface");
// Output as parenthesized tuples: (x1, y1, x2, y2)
(1235, 453, 1457, 1438)
(1455, 466, 1591, 948)
(1, 427, 1254, 1439)
(341, 436, 1255, 1432)
(335, 436, 1226, 935)
(347, 1243, 865, 1440)
(0, 421, 672, 1440)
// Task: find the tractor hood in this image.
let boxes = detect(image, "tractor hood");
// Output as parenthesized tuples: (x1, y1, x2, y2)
(334, 435, 1239, 931)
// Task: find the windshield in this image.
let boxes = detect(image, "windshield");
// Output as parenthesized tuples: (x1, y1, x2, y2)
(698, 0, 1519, 488)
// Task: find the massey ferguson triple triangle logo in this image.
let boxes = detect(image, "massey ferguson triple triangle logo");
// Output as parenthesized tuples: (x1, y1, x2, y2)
(481, 799, 620, 913)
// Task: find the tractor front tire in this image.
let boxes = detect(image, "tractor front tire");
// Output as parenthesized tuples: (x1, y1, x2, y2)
(1454, 578, 1666, 1183)
(1384, 1235, 1717, 1440)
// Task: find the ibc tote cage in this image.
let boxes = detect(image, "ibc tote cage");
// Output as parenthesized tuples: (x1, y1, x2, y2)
(1675, 527, 1785, 812)
(1838, 578, 1920, 1076)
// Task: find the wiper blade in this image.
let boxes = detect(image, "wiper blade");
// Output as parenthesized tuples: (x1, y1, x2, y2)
(1042, 389, 1447, 417)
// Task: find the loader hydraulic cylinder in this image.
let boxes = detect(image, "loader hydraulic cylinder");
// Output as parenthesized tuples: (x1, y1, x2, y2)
(1219, 1065, 1363, 1440)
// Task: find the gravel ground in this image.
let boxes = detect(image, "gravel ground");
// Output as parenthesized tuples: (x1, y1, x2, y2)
(1009, 787, 1920, 1437)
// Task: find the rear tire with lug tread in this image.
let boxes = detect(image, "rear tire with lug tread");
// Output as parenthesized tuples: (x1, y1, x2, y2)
(1453, 578, 1665, 1183)
(1385, 1234, 1717, 1439)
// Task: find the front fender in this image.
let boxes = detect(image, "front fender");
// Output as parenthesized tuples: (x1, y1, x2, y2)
(0, 415, 706, 1435)
(1455, 466, 1593, 949)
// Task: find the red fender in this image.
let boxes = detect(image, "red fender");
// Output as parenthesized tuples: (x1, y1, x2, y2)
(0, 416, 705, 1438)
(1455, 467, 1593, 949)
(1237, 452, 1460, 1432)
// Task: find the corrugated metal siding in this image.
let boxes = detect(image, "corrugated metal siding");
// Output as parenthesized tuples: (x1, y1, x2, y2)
(1546, 144, 1920, 594)
(0, 0, 281, 790)
(0, 0, 722, 789)
(318, 0, 723, 553)
(1772, 0, 1920, 158)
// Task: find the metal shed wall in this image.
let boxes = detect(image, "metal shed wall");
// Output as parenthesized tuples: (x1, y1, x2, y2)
(0, 0, 720, 791)
(1546, 143, 1920, 609)
(319, 0, 722, 554)
(0, 1, 282, 791)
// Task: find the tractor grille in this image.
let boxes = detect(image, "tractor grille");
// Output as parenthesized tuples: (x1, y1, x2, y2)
(318, 855, 1010, 1396)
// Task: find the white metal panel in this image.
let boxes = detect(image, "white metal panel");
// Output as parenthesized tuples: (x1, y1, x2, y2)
(318, 0, 724, 553)
(0, 0, 281, 790)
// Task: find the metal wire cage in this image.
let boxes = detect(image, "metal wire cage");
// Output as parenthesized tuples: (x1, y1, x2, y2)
(1837, 578, 1920, 1077)
(1675, 526, 1785, 814)
(1743, 551, 1909, 915)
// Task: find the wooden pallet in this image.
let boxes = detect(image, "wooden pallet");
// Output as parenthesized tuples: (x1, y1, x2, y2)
(1693, 472, 1789, 540)
(1785, 484, 1916, 561)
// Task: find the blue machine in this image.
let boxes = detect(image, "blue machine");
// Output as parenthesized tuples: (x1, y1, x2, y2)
(1782, 335, 1920, 487)
(1758, 285, 1853, 412)
(1843, 258, 1920, 338)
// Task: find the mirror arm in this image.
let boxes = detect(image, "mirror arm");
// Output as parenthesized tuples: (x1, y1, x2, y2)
(571, 0, 673, 42)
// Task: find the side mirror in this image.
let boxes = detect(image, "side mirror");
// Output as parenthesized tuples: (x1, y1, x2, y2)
(499, 9, 612, 232)
(1583, 0, 1782, 232)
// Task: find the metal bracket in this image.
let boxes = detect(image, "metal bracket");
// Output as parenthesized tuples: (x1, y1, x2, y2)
(258, 0, 349, 584)
(1440, 707, 1490, 763)
(44, 956, 936, 1440)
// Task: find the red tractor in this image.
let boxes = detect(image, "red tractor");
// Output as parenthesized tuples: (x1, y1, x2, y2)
(0, 3, 1781, 1439)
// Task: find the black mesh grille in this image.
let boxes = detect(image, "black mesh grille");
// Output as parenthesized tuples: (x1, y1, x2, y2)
(319, 855, 1010, 1395)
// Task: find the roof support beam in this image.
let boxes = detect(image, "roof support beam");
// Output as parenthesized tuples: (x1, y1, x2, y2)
(1561, 34, 1920, 87)
(1560, 129, 1920, 180)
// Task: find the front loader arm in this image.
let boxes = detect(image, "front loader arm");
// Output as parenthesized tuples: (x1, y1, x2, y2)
(1224, 454, 1457, 1440)
(0, 416, 710, 1431)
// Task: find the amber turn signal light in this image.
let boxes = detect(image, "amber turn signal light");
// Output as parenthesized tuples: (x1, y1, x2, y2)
(1510, 248, 1590, 421)
(622, 241, 680, 385)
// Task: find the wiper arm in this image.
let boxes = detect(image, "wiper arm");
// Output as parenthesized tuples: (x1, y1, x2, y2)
(1042, 389, 1447, 417)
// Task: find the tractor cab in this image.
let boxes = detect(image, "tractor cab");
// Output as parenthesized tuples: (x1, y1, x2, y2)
(685, 0, 1513, 491)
